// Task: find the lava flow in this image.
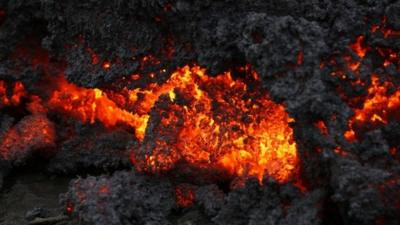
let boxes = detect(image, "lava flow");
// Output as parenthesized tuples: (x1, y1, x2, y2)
(131, 66, 298, 183)
(0, 62, 299, 184)
(47, 76, 149, 140)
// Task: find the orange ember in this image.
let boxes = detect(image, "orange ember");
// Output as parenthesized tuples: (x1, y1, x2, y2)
(333, 147, 348, 157)
(0, 114, 55, 161)
(389, 147, 397, 157)
(0, 80, 9, 106)
(341, 35, 368, 72)
(315, 120, 329, 136)
(350, 36, 367, 59)
(0, 81, 26, 107)
(66, 201, 74, 214)
(11, 81, 25, 105)
(297, 51, 304, 66)
(175, 185, 196, 207)
(99, 185, 109, 194)
(377, 47, 399, 70)
(102, 61, 111, 70)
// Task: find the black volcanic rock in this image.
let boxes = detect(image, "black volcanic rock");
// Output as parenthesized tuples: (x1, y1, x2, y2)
(386, 2, 400, 30)
(0, 0, 389, 88)
(47, 124, 134, 175)
(61, 170, 176, 225)
(0, 0, 399, 224)
(330, 158, 399, 225)
(64, 172, 327, 225)
(213, 179, 324, 225)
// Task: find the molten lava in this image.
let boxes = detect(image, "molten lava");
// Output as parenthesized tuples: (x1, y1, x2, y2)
(0, 63, 298, 184)
(131, 66, 298, 183)
(48, 76, 149, 140)
(345, 75, 400, 141)
(346, 24, 400, 141)
(326, 20, 400, 142)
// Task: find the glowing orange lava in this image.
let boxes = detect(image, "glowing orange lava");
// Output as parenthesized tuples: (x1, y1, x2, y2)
(47, 76, 149, 140)
(345, 75, 400, 141)
(327, 21, 400, 142)
(350, 36, 367, 59)
(0, 64, 298, 184)
(132, 66, 298, 183)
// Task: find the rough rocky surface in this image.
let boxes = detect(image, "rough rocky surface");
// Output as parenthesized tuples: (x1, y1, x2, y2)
(62, 171, 325, 225)
(0, 0, 399, 225)
(47, 124, 134, 175)
(61, 170, 176, 225)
